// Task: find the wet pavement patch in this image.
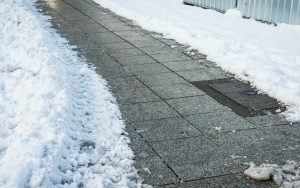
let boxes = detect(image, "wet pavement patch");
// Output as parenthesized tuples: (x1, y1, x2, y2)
(191, 78, 285, 117)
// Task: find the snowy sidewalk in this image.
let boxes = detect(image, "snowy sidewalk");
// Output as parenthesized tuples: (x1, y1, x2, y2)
(37, 0, 300, 187)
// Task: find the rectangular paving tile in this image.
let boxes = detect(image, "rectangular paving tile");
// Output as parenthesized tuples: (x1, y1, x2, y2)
(120, 101, 180, 122)
(95, 66, 132, 79)
(73, 23, 109, 33)
(185, 111, 255, 134)
(162, 60, 206, 72)
(166, 95, 228, 116)
(124, 63, 171, 76)
(150, 83, 206, 99)
(131, 117, 202, 142)
(150, 52, 192, 63)
(113, 86, 161, 104)
(139, 46, 174, 55)
(130, 39, 165, 48)
(107, 48, 145, 58)
(162, 173, 276, 188)
(137, 72, 188, 87)
(114, 55, 157, 66)
(135, 156, 178, 186)
(101, 22, 135, 31)
(86, 32, 125, 44)
(106, 77, 145, 91)
(246, 114, 288, 127)
(100, 42, 135, 51)
(176, 68, 227, 82)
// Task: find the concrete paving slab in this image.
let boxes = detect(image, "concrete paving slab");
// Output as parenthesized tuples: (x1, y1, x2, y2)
(125, 63, 171, 76)
(162, 60, 206, 72)
(161, 173, 276, 188)
(137, 72, 188, 87)
(99, 42, 136, 51)
(185, 111, 255, 134)
(166, 95, 228, 116)
(113, 86, 161, 105)
(139, 46, 174, 55)
(130, 39, 165, 48)
(107, 48, 145, 58)
(246, 114, 289, 127)
(106, 77, 145, 91)
(95, 66, 132, 79)
(120, 101, 180, 122)
(86, 32, 125, 44)
(114, 55, 157, 66)
(176, 68, 228, 82)
(131, 117, 202, 142)
(150, 53, 192, 63)
(150, 83, 206, 99)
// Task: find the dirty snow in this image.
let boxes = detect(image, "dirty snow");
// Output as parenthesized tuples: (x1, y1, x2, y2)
(93, 0, 300, 122)
(244, 161, 300, 187)
(0, 0, 137, 187)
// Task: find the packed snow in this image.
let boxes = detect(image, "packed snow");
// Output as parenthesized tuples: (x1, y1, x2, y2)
(244, 161, 300, 187)
(93, 0, 300, 122)
(0, 0, 137, 187)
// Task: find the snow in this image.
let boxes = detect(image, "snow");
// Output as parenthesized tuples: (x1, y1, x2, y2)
(244, 161, 300, 187)
(93, 0, 300, 122)
(0, 0, 137, 187)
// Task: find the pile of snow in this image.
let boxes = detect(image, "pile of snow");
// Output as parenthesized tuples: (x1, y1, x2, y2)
(93, 0, 300, 122)
(244, 161, 300, 187)
(0, 0, 137, 187)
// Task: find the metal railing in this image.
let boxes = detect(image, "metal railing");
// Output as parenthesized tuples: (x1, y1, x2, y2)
(183, 0, 300, 25)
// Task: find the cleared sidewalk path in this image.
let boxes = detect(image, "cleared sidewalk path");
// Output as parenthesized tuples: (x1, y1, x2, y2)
(36, 0, 300, 187)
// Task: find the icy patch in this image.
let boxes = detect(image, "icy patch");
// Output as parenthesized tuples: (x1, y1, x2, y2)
(244, 161, 300, 187)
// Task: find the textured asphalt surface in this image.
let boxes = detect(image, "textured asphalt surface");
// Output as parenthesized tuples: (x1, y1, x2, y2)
(36, 0, 300, 187)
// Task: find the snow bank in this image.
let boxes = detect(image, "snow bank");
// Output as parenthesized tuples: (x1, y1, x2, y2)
(93, 0, 300, 122)
(0, 0, 137, 187)
(244, 161, 300, 187)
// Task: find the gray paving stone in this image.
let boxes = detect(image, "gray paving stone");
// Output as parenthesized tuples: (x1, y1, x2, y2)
(131, 117, 202, 142)
(95, 66, 132, 79)
(162, 60, 206, 72)
(161, 173, 276, 188)
(150, 83, 205, 99)
(100, 42, 136, 51)
(73, 23, 109, 33)
(113, 86, 161, 104)
(139, 46, 174, 55)
(60, 12, 90, 21)
(176, 68, 227, 82)
(125, 63, 171, 76)
(86, 32, 125, 44)
(185, 111, 255, 134)
(135, 157, 178, 186)
(114, 30, 146, 38)
(120, 101, 180, 122)
(130, 39, 165, 48)
(106, 77, 145, 91)
(137, 72, 188, 87)
(114, 55, 157, 66)
(101, 22, 135, 31)
(107, 48, 145, 58)
(246, 114, 288, 127)
(150, 53, 192, 63)
(166, 95, 228, 116)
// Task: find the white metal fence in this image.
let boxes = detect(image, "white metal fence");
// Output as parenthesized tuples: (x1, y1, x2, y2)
(183, 0, 237, 12)
(183, 0, 300, 25)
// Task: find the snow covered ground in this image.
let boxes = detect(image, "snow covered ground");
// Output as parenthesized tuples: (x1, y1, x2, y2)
(0, 0, 137, 187)
(93, 0, 300, 122)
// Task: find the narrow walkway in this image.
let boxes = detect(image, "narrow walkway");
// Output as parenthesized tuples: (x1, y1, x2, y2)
(36, 0, 300, 187)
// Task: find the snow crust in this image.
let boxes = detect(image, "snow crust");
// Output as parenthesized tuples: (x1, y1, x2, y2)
(0, 0, 137, 187)
(93, 0, 300, 122)
(244, 161, 300, 187)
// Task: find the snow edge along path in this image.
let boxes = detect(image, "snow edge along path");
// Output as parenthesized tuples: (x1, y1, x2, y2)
(93, 0, 300, 122)
(0, 0, 137, 187)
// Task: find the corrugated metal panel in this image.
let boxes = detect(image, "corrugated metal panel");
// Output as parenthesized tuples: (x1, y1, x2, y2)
(237, 0, 300, 25)
(183, 0, 237, 12)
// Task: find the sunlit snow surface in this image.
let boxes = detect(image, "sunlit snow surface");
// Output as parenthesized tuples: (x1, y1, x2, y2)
(93, 0, 300, 122)
(0, 0, 137, 187)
